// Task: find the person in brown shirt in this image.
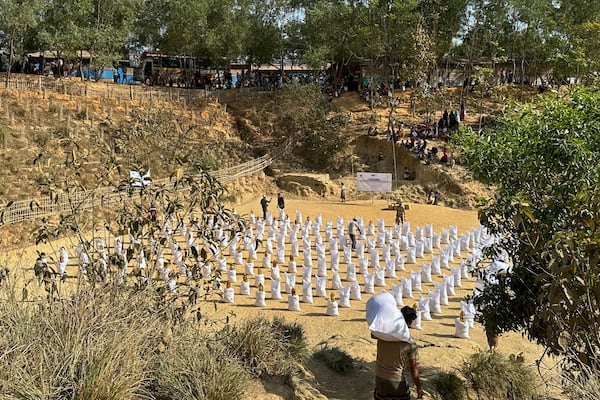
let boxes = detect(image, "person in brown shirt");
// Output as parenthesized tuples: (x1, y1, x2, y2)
(374, 307, 424, 400)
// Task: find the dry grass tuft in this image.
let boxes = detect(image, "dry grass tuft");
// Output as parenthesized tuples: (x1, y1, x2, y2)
(312, 344, 357, 374)
(462, 351, 538, 400)
(0, 285, 162, 399)
(151, 325, 250, 400)
(222, 316, 309, 378)
(430, 370, 466, 400)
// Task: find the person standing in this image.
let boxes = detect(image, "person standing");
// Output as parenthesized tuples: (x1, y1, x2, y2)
(260, 195, 271, 220)
(374, 307, 424, 400)
(395, 203, 405, 225)
(348, 217, 360, 249)
(277, 193, 285, 220)
(340, 183, 346, 203)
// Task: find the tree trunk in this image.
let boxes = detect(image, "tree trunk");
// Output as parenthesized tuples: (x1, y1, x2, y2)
(5, 34, 14, 89)
(520, 57, 525, 100)
(486, 329, 499, 351)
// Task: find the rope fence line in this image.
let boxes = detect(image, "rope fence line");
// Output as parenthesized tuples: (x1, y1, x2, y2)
(0, 151, 284, 226)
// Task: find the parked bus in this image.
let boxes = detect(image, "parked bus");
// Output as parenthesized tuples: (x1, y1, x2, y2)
(133, 52, 199, 86)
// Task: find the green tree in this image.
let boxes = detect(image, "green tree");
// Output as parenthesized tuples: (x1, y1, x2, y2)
(34, 0, 141, 78)
(271, 83, 348, 168)
(0, 0, 42, 85)
(419, 0, 469, 84)
(300, 0, 359, 77)
(135, 0, 247, 67)
(459, 88, 600, 369)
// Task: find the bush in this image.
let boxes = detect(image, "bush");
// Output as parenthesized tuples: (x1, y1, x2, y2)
(312, 344, 356, 374)
(271, 83, 349, 168)
(222, 316, 308, 378)
(430, 371, 466, 400)
(462, 351, 538, 400)
(152, 326, 249, 400)
(34, 130, 51, 147)
(0, 286, 162, 400)
(271, 316, 309, 360)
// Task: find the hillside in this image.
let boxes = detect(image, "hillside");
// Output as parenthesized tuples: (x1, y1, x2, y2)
(0, 77, 567, 400)
(0, 77, 537, 246)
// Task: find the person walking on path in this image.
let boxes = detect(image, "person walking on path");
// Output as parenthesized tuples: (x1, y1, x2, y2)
(260, 195, 271, 220)
(340, 183, 346, 203)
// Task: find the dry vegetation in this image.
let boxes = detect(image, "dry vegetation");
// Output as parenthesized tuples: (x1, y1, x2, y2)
(0, 77, 569, 400)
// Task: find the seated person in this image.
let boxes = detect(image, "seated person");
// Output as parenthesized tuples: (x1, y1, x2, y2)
(440, 148, 449, 164)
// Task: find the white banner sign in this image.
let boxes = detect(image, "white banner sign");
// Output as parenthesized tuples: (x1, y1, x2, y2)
(356, 172, 393, 193)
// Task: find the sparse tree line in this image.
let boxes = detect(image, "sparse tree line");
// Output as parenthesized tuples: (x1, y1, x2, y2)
(0, 0, 600, 86)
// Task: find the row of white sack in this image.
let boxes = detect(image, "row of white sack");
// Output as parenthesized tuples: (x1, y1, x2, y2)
(234, 223, 486, 257)
(248, 210, 465, 243)
(65, 215, 487, 263)
(198, 261, 468, 291)
(232, 240, 477, 278)
(215, 267, 467, 309)
(63, 229, 479, 278)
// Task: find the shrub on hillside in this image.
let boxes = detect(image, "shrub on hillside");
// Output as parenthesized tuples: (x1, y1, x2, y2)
(462, 351, 537, 400)
(430, 370, 466, 400)
(271, 83, 349, 169)
(151, 326, 249, 400)
(0, 286, 162, 399)
(222, 316, 308, 378)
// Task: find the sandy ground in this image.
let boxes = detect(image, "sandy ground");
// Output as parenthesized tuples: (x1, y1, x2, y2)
(2, 194, 563, 400)
(225, 197, 563, 400)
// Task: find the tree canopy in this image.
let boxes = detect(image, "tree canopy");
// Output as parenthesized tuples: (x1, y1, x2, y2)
(0, 0, 599, 82)
(459, 88, 600, 369)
